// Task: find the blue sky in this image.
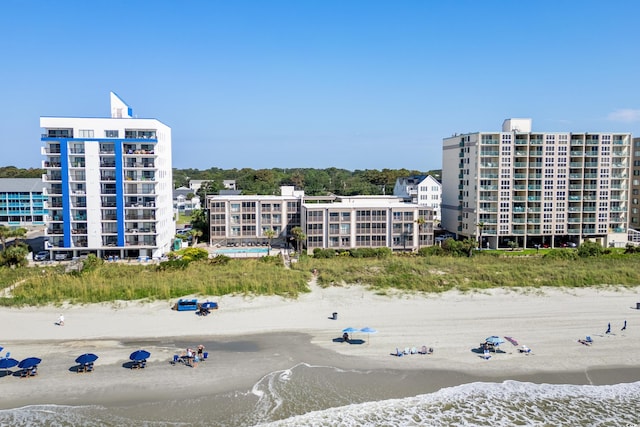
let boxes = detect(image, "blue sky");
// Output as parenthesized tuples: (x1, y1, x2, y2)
(2, 0, 640, 171)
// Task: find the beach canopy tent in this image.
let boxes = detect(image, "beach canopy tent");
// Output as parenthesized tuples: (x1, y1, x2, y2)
(75, 353, 99, 365)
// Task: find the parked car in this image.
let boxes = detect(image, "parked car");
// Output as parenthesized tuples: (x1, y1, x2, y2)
(34, 251, 50, 261)
(54, 253, 68, 261)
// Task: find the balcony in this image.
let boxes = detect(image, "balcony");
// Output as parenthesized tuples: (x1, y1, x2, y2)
(43, 130, 73, 138)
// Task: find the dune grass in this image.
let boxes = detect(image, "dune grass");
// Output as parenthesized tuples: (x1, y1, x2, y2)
(2, 252, 640, 306)
(294, 253, 640, 293)
(1, 259, 309, 306)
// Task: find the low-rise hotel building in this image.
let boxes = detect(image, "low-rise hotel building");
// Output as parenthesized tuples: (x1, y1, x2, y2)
(207, 187, 434, 253)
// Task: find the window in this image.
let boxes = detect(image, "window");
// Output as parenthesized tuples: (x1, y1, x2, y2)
(79, 129, 94, 138)
(105, 130, 119, 138)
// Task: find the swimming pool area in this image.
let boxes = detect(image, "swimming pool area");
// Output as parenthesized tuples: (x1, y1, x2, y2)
(213, 247, 270, 257)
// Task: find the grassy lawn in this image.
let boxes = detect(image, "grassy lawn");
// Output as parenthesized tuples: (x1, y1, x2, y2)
(176, 213, 192, 226)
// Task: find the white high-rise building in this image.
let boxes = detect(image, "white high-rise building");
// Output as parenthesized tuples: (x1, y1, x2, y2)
(442, 119, 631, 249)
(41, 92, 173, 259)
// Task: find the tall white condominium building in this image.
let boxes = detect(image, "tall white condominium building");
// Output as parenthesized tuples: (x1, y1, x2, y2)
(442, 118, 631, 249)
(41, 92, 173, 259)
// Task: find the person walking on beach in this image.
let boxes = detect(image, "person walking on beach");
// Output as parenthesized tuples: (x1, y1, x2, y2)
(57, 314, 64, 326)
(622, 320, 627, 331)
(606, 322, 611, 334)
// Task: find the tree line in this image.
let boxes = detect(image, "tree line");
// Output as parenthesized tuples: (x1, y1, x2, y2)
(0, 166, 442, 197)
(0, 166, 44, 178)
(174, 167, 442, 197)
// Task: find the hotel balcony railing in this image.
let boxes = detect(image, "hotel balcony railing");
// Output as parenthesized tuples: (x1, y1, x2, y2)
(43, 131, 74, 138)
(47, 228, 64, 235)
(71, 229, 87, 234)
(102, 215, 117, 220)
(125, 214, 156, 220)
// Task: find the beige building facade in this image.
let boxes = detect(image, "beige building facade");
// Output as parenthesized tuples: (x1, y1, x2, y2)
(442, 119, 631, 249)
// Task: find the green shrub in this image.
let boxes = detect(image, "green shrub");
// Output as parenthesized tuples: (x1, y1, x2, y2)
(157, 259, 190, 270)
(577, 240, 603, 257)
(82, 254, 103, 272)
(177, 247, 209, 262)
(418, 246, 444, 257)
(313, 248, 337, 258)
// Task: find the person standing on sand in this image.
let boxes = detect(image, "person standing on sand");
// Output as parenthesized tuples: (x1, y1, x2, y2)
(197, 344, 205, 360)
(606, 322, 611, 334)
(622, 320, 627, 331)
(57, 314, 64, 326)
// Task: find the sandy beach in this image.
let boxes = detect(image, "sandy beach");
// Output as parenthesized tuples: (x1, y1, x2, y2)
(1, 280, 640, 419)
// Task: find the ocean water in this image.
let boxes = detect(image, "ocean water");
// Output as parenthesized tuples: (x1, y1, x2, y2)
(1, 363, 639, 427)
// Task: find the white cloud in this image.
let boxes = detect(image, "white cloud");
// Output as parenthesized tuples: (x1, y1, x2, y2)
(606, 109, 640, 123)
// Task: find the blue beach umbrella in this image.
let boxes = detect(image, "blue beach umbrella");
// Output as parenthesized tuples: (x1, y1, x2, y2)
(18, 357, 42, 369)
(485, 336, 505, 346)
(360, 327, 378, 344)
(0, 358, 18, 370)
(0, 357, 18, 376)
(75, 353, 99, 365)
(129, 350, 151, 361)
(342, 327, 359, 335)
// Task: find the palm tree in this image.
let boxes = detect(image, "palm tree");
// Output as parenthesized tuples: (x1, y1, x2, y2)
(476, 221, 485, 250)
(0, 226, 26, 252)
(0, 225, 10, 251)
(290, 226, 306, 256)
(188, 229, 203, 246)
(414, 217, 426, 250)
(263, 229, 276, 256)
